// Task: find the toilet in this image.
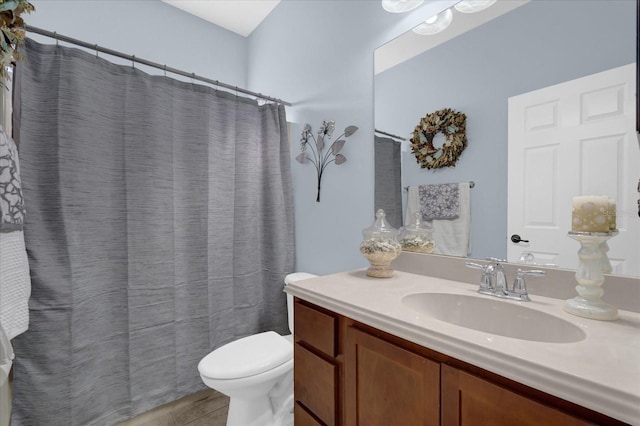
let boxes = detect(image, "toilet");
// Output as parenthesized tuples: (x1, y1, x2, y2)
(198, 272, 317, 426)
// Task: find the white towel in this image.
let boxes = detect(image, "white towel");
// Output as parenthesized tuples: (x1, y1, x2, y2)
(0, 230, 31, 339)
(405, 182, 471, 257)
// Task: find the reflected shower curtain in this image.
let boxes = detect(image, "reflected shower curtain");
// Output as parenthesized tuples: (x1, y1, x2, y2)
(10, 39, 295, 425)
(374, 136, 402, 228)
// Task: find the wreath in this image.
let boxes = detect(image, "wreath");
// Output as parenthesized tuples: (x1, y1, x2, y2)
(409, 108, 467, 169)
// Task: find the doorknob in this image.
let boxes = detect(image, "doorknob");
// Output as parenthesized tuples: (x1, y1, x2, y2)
(511, 234, 530, 244)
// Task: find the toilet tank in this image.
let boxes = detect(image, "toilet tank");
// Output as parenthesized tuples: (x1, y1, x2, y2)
(284, 272, 317, 333)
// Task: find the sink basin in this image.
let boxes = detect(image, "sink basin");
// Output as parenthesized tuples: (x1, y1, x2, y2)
(401, 293, 586, 343)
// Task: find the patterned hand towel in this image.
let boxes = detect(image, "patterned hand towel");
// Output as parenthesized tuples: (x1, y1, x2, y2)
(0, 128, 25, 232)
(406, 183, 471, 257)
(419, 183, 459, 220)
(0, 127, 30, 339)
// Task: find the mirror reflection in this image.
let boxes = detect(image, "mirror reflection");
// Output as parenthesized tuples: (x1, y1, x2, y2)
(374, 0, 639, 277)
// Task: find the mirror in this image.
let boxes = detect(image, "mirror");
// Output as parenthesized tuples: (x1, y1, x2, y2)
(374, 0, 639, 277)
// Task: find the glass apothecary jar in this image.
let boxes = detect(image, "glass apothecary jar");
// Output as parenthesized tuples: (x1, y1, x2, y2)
(399, 212, 435, 254)
(360, 209, 402, 278)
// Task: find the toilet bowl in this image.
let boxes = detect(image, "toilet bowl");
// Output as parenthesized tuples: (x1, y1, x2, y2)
(197, 272, 317, 426)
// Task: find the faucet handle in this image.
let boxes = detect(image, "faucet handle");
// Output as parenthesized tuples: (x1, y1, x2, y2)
(512, 268, 546, 300)
(465, 262, 486, 270)
(466, 262, 493, 290)
(516, 268, 546, 278)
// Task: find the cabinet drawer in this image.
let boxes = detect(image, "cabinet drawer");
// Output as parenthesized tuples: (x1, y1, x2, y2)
(294, 300, 337, 356)
(295, 402, 324, 426)
(294, 343, 337, 426)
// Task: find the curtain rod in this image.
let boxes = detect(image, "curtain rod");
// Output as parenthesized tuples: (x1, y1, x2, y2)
(24, 25, 292, 107)
(375, 129, 406, 141)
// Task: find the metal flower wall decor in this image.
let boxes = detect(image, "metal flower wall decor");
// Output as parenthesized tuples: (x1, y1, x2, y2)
(296, 120, 358, 202)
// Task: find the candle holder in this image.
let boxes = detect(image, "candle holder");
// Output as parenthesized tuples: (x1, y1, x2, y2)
(564, 231, 618, 321)
(599, 240, 613, 273)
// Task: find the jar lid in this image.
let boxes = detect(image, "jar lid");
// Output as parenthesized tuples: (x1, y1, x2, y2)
(363, 209, 398, 239)
(404, 212, 431, 231)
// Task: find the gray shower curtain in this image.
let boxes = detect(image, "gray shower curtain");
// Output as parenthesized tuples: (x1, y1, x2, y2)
(10, 39, 295, 425)
(374, 136, 402, 228)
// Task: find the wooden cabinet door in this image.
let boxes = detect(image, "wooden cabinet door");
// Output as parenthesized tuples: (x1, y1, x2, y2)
(344, 326, 440, 426)
(441, 364, 594, 426)
(295, 343, 337, 426)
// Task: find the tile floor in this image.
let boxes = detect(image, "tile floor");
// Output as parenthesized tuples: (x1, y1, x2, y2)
(117, 389, 229, 426)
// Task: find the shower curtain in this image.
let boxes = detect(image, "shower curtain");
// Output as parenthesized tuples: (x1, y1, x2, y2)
(10, 39, 295, 426)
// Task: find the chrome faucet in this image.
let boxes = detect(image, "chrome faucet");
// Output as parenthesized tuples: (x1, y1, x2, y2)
(517, 251, 559, 268)
(518, 252, 535, 264)
(511, 268, 546, 301)
(493, 261, 507, 294)
(465, 259, 545, 302)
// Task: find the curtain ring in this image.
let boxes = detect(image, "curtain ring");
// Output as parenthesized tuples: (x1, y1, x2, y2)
(191, 72, 195, 84)
(54, 31, 58, 46)
(132, 55, 135, 69)
(95, 44, 99, 58)
(163, 65, 167, 77)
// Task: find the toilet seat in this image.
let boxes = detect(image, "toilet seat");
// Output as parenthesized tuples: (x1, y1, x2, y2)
(198, 331, 292, 380)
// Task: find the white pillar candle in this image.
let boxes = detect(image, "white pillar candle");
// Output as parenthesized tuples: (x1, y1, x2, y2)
(607, 198, 617, 231)
(572, 195, 610, 233)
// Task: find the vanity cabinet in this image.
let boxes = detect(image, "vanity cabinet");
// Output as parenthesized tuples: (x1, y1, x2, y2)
(294, 299, 623, 426)
(344, 326, 440, 426)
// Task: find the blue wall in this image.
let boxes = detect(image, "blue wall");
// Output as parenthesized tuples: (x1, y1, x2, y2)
(375, 0, 636, 260)
(247, 0, 458, 274)
(27, 0, 248, 88)
(247, 1, 384, 275)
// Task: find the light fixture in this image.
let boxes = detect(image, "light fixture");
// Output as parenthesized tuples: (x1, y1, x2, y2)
(454, 0, 496, 14)
(381, 0, 424, 14)
(412, 8, 453, 35)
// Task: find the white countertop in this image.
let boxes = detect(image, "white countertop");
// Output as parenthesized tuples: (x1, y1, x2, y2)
(284, 269, 640, 425)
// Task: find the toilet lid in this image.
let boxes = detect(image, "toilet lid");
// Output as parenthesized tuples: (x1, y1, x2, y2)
(199, 331, 292, 380)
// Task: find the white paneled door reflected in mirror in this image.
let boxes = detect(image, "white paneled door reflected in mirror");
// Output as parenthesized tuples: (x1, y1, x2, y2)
(374, 0, 639, 278)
